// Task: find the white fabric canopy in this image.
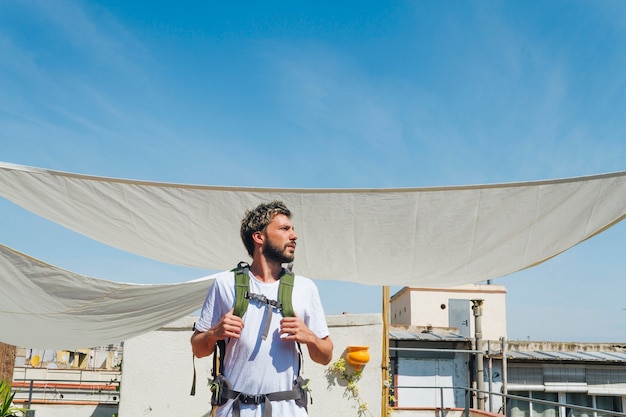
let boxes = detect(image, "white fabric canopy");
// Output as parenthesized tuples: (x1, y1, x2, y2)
(1, 161, 626, 348)
(0, 242, 214, 348)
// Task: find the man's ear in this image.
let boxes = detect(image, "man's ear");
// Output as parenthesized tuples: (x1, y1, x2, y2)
(252, 231, 264, 245)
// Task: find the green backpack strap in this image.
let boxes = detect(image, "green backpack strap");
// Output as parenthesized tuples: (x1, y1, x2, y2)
(278, 269, 302, 375)
(232, 262, 295, 318)
(278, 270, 295, 317)
(232, 262, 250, 318)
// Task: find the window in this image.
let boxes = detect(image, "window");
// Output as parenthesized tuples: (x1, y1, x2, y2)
(508, 391, 559, 417)
(508, 365, 625, 417)
(508, 391, 530, 417)
(595, 396, 623, 417)
(545, 366, 586, 384)
(565, 393, 592, 417)
(531, 392, 558, 417)
(509, 366, 544, 385)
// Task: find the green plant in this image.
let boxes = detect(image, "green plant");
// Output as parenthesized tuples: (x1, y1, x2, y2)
(384, 374, 395, 416)
(109, 376, 120, 392)
(326, 358, 372, 417)
(0, 379, 26, 417)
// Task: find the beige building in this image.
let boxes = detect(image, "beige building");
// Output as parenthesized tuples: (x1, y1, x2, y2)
(390, 283, 507, 341)
(388, 284, 626, 417)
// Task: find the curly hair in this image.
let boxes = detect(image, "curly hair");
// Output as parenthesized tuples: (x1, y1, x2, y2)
(240, 200, 291, 257)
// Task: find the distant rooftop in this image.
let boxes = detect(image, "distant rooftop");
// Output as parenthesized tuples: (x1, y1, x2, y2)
(502, 350, 626, 363)
(389, 325, 469, 342)
(388, 326, 626, 363)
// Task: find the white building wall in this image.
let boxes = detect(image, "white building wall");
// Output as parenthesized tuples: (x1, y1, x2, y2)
(391, 291, 412, 326)
(118, 314, 383, 417)
(17, 404, 118, 417)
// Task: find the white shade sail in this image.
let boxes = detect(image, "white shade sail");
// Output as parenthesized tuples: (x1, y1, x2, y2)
(0, 242, 213, 348)
(1, 161, 625, 348)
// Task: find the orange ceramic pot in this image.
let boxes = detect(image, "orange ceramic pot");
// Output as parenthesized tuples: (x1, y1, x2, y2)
(346, 345, 370, 369)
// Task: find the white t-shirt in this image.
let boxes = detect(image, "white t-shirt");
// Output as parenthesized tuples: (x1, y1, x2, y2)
(195, 269, 330, 417)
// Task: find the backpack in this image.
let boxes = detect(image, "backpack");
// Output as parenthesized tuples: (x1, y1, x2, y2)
(191, 263, 310, 414)
(210, 261, 297, 380)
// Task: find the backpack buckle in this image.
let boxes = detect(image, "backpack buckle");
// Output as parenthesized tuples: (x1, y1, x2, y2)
(239, 393, 265, 405)
(245, 292, 282, 311)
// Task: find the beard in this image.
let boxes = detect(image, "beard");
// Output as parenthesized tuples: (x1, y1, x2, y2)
(262, 239, 295, 264)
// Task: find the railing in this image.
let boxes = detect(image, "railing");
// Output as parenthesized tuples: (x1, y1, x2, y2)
(12, 378, 120, 407)
(390, 385, 626, 417)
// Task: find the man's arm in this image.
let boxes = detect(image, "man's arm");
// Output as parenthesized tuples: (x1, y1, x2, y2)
(280, 315, 334, 365)
(190, 329, 219, 358)
(305, 334, 334, 365)
(190, 309, 244, 358)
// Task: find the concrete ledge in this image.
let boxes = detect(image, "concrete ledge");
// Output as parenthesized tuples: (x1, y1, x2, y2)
(159, 313, 382, 331)
(326, 313, 382, 327)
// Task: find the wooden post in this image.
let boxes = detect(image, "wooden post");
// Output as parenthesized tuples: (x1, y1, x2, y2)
(0, 342, 16, 384)
(381, 286, 390, 417)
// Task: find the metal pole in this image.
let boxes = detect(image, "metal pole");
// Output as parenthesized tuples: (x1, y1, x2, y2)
(471, 299, 485, 411)
(488, 340, 493, 412)
(27, 379, 34, 409)
(502, 337, 508, 417)
(440, 386, 445, 417)
(471, 339, 477, 409)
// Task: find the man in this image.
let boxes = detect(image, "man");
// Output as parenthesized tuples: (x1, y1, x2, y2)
(191, 201, 333, 417)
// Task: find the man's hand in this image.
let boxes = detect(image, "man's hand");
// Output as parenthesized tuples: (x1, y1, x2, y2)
(190, 309, 244, 358)
(280, 314, 333, 365)
(213, 308, 245, 340)
(279, 314, 316, 344)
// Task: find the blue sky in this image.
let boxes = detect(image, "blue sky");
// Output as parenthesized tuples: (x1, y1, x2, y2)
(1, 0, 625, 342)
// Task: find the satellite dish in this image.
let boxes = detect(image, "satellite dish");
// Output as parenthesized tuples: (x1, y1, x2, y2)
(30, 355, 41, 367)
